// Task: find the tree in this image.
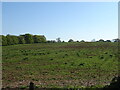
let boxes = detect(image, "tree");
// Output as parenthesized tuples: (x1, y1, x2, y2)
(91, 39, 95, 42)
(6, 34, 14, 45)
(106, 40, 111, 42)
(18, 35, 25, 44)
(68, 39, 74, 42)
(39, 35, 46, 43)
(2, 35, 7, 46)
(24, 34, 34, 44)
(47, 40, 56, 43)
(33, 35, 40, 43)
(56, 38, 61, 42)
(33, 35, 46, 43)
(80, 40, 85, 42)
(5, 35, 19, 45)
(113, 38, 120, 42)
(11, 35, 19, 44)
(98, 39, 104, 42)
(2, 33, 47, 46)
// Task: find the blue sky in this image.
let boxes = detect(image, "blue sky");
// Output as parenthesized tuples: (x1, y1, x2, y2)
(2, 2, 118, 41)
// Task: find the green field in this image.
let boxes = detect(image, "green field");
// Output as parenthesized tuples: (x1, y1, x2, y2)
(2, 42, 119, 88)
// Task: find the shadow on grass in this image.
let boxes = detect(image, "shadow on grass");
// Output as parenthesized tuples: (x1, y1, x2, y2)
(103, 76, 120, 89)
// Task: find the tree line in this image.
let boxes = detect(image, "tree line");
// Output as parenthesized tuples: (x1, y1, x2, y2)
(67, 38, 120, 42)
(2, 34, 46, 46)
(1, 34, 119, 46)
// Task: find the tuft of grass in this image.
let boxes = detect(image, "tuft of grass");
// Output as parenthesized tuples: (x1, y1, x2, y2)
(64, 62, 67, 64)
(100, 56, 104, 59)
(109, 54, 113, 57)
(65, 54, 68, 56)
(79, 63, 85, 66)
(23, 57, 28, 60)
(76, 52, 80, 57)
(50, 58, 53, 60)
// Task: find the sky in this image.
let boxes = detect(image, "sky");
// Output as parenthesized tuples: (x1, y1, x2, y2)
(2, 2, 118, 41)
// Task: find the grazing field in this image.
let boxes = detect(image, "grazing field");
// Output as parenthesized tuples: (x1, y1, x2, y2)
(2, 42, 119, 88)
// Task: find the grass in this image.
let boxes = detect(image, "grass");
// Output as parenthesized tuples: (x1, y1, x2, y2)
(2, 42, 119, 88)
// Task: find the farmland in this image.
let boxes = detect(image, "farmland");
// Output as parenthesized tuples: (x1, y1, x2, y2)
(2, 42, 119, 88)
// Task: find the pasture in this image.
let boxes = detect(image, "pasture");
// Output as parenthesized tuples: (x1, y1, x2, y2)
(2, 42, 119, 88)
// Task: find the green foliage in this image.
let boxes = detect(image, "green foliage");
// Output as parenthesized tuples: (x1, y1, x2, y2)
(2, 33, 46, 46)
(2, 35, 7, 46)
(6, 34, 14, 45)
(18, 35, 25, 44)
(24, 34, 34, 44)
(11, 35, 19, 44)
(6, 34, 19, 45)
(19, 86, 28, 89)
(33, 35, 46, 43)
